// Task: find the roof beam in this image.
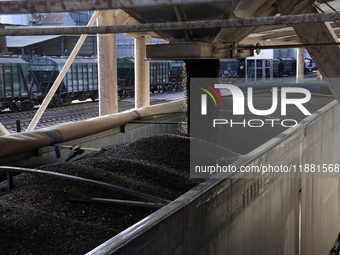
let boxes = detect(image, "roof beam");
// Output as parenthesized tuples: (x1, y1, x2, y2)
(1, 12, 340, 36)
(250, 22, 340, 40)
(239, 37, 300, 45)
(240, 21, 340, 45)
(259, 30, 296, 40)
(251, 25, 288, 33)
(0, 0, 234, 14)
(145, 42, 254, 60)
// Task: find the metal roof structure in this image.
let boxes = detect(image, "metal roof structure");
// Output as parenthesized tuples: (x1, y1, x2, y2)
(0, 1, 339, 48)
(0, 14, 29, 26)
(6, 35, 61, 47)
(239, 1, 340, 46)
(40, 13, 68, 25)
(29, 56, 97, 65)
(120, 0, 340, 45)
(40, 13, 76, 26)
(0, 57, 27, 63)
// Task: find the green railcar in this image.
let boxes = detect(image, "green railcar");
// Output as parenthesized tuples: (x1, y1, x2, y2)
(118, 59, 173, 97)
(0, 57, 29, 112)
(150, 61, 172, 93)
(117, 58, 134, 97)
(29, 56, 98, 105)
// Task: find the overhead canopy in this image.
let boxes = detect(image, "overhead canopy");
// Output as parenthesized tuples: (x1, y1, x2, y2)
(121, 0, 340, 45)
(123, 2, 240, 43)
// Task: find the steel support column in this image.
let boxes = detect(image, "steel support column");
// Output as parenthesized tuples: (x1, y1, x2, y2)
(270, 59, 274, 81)
(61, 37, 65, 56)
(245, 58, 248, 84)
(254, 59, 257, 83)
(293, 6, 340, 102)
(135, 36, 150, 108)
(97, 10, 118, 116)
(262, 59, 266, 81)
(296, 47, 304, 84)
(21, 47, 25, 59)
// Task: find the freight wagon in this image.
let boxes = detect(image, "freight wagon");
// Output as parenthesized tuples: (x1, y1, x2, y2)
(0, 57, 30, 112)
(29, 57, 98, 106)
(0, 56, 182, 112)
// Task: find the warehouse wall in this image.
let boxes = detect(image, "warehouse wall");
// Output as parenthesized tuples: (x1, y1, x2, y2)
(65, 36, 97, 56)
(88, 100, 340, 255)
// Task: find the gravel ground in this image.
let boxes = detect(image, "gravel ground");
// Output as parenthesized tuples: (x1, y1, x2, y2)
(0, 134, 239, 254)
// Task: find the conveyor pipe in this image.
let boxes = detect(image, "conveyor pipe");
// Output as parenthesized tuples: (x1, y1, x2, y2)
(0, 100, 184, 158)
(26, 10, 100, 131)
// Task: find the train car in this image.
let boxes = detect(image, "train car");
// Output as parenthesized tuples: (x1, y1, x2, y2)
(237, 58, 281, 78)
(304, 58, 314, 72)
(271, 58, 280, 76)
(239, 59, 263, 78)
(29, 57, 175, 103)
(263, 58, 280, 77)
(150, 60, 172, 93)
(0, 57, 30, 112)
(312, 60, 318, 71)
(292, 58, 297, 73)
(278, 58, 294, 76)
(220, 59, 239, 78)
(237, 58, 246, 77)
(118, 59, 173, 96)
(117, 58, 134, 98)
(170, 61, 183, 91)
(292, 57, 315, 74)
(29, 57, 98, 106)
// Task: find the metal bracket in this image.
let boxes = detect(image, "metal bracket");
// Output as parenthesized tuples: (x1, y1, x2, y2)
(255, 42, 261, 55)
(120, 124, 126, 133)
(232, 41, 238, 58)
(53, 144, 101, 162)
(66, 146, 84, 162)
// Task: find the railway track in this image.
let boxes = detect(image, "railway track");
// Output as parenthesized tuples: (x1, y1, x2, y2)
(0, 99, 170, 135)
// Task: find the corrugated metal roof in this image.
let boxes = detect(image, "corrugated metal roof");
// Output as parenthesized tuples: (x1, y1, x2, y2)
(0, 57, 27, 64)
(52, 57, 97, 64)
(0, 14, 29, 26)
(40, 13, 68, 25)
(30, 56, 97, 65)
(6, 35, 62, 47)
